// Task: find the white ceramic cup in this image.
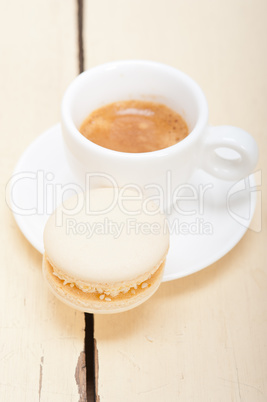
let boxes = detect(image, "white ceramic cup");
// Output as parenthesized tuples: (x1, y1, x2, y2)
(61, 60, 258, 209)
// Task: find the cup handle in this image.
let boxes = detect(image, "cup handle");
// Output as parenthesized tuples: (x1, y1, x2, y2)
(200, 126, 259, 181)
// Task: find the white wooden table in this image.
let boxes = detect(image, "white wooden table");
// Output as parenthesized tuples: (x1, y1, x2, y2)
(0, 1, 266, 401)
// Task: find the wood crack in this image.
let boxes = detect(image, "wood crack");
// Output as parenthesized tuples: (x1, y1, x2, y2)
(39, 356, 44, 402)
(77, 2, 97, 400)
(75, 351, 87, 402)
(77, 0, 84, 73)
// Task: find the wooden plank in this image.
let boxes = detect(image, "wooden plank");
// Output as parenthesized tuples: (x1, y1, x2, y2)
(84, 0, 267, 401)
(0, 1, 86, 401)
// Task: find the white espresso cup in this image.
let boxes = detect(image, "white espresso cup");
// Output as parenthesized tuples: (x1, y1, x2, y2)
(61, 60, 258, 210)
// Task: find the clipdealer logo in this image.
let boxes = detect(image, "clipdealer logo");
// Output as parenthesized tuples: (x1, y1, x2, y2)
(226, 170, 262, 233)
(6, 170, 213, 217)
(6, 169, 261, 236)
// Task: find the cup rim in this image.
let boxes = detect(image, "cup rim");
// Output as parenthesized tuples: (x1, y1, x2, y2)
(61, 60, 209, 159)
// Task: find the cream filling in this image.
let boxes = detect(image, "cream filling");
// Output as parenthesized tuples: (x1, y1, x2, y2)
(46, 253, 167, 298)
(52, 269, 152, 297)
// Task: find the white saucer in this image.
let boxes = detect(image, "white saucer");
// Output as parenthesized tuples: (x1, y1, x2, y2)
(8, 124, 256, 282)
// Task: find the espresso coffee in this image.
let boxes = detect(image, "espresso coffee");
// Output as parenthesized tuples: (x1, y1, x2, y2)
(79, 100, 189, 153)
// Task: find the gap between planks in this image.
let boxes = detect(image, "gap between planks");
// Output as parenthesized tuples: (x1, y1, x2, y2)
(77, 1, 97, 401)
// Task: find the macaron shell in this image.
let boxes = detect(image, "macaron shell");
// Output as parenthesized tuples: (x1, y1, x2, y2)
(42, 254, 165, 314)
(44, 188, 169, 284)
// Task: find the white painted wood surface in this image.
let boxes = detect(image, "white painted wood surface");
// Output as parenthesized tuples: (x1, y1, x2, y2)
(83, 1, 267, 401)
(0, 1, 86, 401)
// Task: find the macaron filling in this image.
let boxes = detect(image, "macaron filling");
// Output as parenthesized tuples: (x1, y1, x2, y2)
(44, 253, 166, 300)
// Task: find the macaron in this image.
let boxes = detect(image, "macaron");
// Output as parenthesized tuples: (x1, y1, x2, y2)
(42, 188, 169, 313)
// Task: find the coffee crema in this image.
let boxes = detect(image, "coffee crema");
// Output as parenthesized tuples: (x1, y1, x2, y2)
(79, 100, 189, 153)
